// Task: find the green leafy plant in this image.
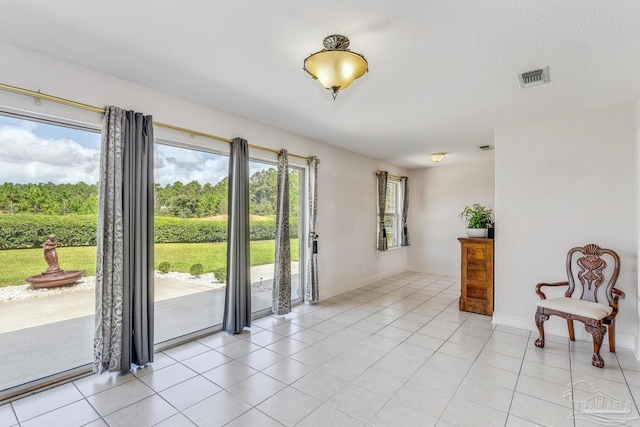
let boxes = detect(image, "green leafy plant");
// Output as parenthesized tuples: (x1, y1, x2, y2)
(459, 204, 494, 229)
(213, 267, 227, 284)
(190, 263, 204, 277)
(158, 261, 171, 274)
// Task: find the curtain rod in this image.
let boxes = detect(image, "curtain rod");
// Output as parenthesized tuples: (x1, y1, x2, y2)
(0, 82, 314, 161)
(376, 170, 404, 180)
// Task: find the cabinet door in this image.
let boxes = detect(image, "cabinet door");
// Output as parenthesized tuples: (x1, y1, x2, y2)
(460, 239, 493, 315)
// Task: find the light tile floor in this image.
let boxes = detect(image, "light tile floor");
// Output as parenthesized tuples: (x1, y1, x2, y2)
(2, 271, 640, 426)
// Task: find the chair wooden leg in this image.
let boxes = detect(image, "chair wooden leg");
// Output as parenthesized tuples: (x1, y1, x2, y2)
(608, 321, 615, 353)
(535, 308, 549, 348)
(567, 319, 575, 341)
(585, 324, 607, 368)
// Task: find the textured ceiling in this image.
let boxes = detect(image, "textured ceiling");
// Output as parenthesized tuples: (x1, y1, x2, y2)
(1, 1, 639, 168)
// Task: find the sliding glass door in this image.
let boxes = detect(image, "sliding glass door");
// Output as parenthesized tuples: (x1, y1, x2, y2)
(0, 114, 100, 394)
(248, 160, 304, 314)
(153, 142, 229, 345)
(0, 117, 309, 395)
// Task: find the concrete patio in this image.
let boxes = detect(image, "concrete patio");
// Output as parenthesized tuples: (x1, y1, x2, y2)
(0, 263, 299, 394)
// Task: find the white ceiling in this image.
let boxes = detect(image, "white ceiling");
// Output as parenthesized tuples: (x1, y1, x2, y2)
(1, 1, 640, 168)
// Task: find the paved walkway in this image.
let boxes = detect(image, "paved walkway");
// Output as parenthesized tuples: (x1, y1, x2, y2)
(0, 278, 209, 334)
(0, 262, 298, 334)
(0, 263, 298, 393)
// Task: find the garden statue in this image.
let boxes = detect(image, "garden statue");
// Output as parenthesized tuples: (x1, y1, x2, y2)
(43, 234, 62, 273)
(26, 234, 85, 288)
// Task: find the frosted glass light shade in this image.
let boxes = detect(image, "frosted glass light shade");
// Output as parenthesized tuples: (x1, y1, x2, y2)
(303, 35, 368, 98)
(304, 50, 368, 91)
(430, 153, 446, 163)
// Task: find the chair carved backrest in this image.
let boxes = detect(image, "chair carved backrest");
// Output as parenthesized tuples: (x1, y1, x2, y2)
(565, 244, 620, 307)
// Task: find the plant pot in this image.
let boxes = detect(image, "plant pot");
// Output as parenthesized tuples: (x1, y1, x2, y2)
(465, 228, 487, 238)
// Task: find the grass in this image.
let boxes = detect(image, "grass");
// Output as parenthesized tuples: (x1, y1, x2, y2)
(0, 239, 299, 287)
(197, 214, 274, 221)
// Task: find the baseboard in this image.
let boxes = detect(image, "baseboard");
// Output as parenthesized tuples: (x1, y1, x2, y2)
(407, 264, 458, 277)
(492, 311, 636, 352)
(321, 267, 409, 299)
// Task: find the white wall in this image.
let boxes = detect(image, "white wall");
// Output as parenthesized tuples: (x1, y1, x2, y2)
(636, 98, 640, 356)
(0, 41, 408, 299)
(408, 162, 495, 275)
(494, 105, 637, 349)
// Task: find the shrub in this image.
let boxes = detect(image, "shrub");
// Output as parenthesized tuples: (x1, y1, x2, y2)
(249, 217, 299, 241)
(0, 214, 97, 249)
(155, 216, 227, 243)
(158, 262, 171, 274)
(190, 263, 204, 277)
(0, 214, 299, 249)
(213, 267, 227, 283)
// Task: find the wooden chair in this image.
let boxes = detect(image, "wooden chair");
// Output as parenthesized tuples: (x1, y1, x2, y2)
(534, 244, 624, 368)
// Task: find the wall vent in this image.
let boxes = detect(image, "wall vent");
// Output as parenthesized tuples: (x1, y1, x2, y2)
(478, 145, 494, 151)
(518, 67, 549, 88)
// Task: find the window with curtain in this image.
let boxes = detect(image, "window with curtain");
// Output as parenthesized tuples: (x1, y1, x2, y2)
(379, 178, 403, 249)
(153, 141, 229, 345)
(0, 113, 100, 395)
(248, 159, 304, 314)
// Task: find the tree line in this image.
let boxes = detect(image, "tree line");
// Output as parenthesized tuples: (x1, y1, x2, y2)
(0, 167, 300, 218)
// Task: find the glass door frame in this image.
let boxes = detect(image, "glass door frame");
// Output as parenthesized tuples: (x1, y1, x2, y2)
(248, 156, 306, 319)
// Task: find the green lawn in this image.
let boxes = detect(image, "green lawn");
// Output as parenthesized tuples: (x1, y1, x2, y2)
(0, 240, 299, 287)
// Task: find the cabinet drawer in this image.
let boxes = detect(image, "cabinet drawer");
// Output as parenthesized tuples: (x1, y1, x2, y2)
(466, 282, 489, 299)
(465, 246, 490, 262)
(460, 298, 487, 315)
(464, 262, 489, 281)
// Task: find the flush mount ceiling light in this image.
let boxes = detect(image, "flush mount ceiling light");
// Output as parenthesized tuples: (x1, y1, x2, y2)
(303, 35, 368, 100)
(430, 152, 446, 163)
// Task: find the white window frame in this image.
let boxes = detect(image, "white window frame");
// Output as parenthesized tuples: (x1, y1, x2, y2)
(379, 177, 403, 250)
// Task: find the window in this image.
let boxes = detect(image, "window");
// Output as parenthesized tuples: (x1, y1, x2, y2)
(0, 114, 101, 394)
(248, 160, 304, 314)
(379, 178, 403, 249)
(0, 110, 309, 396)
(153, 152, 306, 342)
(153, 142, 229, 345)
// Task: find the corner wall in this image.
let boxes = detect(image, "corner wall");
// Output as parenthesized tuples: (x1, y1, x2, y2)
(0, 41, 408, 300)
(636, 97, 640, 356)
(408, 162, 495, 275)
(494, 105, 637, 349)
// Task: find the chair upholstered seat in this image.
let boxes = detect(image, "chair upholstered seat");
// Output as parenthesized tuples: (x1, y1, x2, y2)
(534, 243, 625, 368)
(536, 297, 613, 320)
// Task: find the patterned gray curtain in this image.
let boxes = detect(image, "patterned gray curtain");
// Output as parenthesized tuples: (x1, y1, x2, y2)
(377, 171, 388, 251)
(222, 138, 251, 334)
(305, 157, 319, 302)
(94, 107, 154, 374)
(272, 149, 291, 315)
(401, 176, 410, 247)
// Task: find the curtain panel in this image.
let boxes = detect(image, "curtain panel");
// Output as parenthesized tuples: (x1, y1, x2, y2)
(401, 176, 410, 247)
(94, 107, 154, 374)
(222, 138, 251, 334)
(305, 156, 319, 302)
(376, 171, 388, 251)
(272, 149, 291, 315)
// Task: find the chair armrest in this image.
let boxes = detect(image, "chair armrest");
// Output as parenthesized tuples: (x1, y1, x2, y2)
(607, 288, 626, 318)
(535, 281, 569, 300)
(612, 288, 626, 300)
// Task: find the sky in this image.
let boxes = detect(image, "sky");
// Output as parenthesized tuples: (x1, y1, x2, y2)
(0, 115, 272, 186)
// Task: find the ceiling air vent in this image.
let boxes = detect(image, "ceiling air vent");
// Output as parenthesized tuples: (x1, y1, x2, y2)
(518, 67, 549, 88)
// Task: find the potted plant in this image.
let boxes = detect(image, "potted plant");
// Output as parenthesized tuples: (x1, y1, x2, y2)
(459, 203, 494, 238)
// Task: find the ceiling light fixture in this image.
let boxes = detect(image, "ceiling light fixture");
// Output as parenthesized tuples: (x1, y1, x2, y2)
(303, 35, 368, 100)
(430, 152, 446, 163)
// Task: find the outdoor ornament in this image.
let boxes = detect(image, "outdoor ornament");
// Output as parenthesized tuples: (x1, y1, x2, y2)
(25, 234, 85, 288)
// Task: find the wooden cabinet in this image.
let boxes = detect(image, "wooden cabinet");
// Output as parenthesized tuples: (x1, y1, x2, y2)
(458, 238, 494, 316)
